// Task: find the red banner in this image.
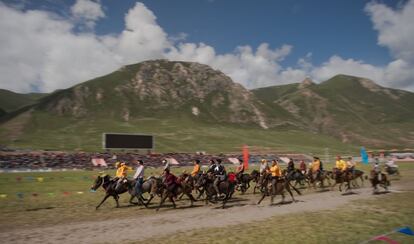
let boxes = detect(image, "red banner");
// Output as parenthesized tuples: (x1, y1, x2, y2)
(243, 145, 249, 170)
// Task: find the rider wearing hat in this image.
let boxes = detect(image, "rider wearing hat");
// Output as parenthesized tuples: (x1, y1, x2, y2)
(213, 159, 226, 197)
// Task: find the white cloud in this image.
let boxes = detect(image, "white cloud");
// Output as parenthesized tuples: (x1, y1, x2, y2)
(0, 1, 414, 93)
(71, 0, 105, 29)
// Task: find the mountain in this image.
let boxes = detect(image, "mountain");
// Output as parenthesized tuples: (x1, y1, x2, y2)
(253, 74, 414, 147)
(0, 89, 47, 113)
(0, 61, 412, 153)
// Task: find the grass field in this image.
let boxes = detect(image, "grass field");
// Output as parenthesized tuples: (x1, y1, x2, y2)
(0, 163, 413, 243)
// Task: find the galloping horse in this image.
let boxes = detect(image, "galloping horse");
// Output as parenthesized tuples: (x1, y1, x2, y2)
(195, 173, 235, 209)
(91, 174, 146, 210)
(156, 174, 197, 211)
(257, 173, 301, 205)
(370, 170, 390, 194)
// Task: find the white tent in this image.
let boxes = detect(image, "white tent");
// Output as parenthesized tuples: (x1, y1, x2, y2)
(166, 157, 180, 165)
(228, 157, 239, 165)
(91, 158, 107, 167)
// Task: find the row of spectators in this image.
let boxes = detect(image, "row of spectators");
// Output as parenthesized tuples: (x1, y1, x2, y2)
(0, 149, 312, 170)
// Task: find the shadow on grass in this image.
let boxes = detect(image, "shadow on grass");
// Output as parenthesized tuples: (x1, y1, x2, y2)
(26, 206, 55, 211)
(373, 191, 391, 195)
(341, 191, 359, 196)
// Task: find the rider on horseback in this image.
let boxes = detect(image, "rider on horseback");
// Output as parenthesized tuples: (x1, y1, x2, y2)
(310, 157, 321, 181)
(299, 160, 307, 175)
(259, 159, 269, 186)
(191, 159, 201, 177)
(235, 158, 245, 183)
(268, 159, 282, 189)
(335, 156, 347, 177)
(115, 162, 133, 190)
(346, 157, 356, 178)
(213, 159, 226, 198)
(286, 158, 295, 180)
(164, 168, 178, 197)
(133, 160, 145, 196)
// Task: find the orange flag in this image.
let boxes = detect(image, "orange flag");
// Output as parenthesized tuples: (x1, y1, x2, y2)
(243, 145, 249, 170)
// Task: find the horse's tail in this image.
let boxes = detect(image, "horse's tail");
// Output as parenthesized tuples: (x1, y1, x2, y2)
(288, 181, 302, 195)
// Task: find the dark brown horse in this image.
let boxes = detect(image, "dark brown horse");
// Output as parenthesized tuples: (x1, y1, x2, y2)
(195, 173, 235, 209)
(257, 173, 302, 205)
(370, 170, 390, 193)
(156, 175, 196, 211)
(91, 175, 146, 210)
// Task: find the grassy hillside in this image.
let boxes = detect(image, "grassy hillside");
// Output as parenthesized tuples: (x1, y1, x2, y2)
(252, 75, 414, 148)
(0, 110, 357, 154)
(0, 89, 47, 112)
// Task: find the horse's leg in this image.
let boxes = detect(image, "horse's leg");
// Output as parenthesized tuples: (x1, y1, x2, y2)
(185, 192, 196, 206)
(286, 185, 296, 202)
(257, 192, 266, 205)
(178, 192, 185, 200)
(170, 196, 176, 208)
(113, 195, 120, 208)
(156, 194, 169, 211)
(96, 194, 110, 210)
(145, 194, 154, 206)
(129, 195, 138, 205)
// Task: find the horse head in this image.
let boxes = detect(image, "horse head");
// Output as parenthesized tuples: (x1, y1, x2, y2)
(91, 174, 110, 191)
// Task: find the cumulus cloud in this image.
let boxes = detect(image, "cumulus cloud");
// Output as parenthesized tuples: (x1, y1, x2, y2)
(71, 0, 105, 29)
(0, 1, 414, 93)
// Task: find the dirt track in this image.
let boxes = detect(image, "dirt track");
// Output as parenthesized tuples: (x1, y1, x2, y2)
(0, 184, 407, 244)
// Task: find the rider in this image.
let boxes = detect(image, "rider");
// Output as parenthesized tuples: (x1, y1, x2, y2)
(373, 161, 382, 181)
(268, 159, 282, 189)
(385, 158, 398, 174)
(213, 159, 226, 197)
(310, 157, 321, 181)
(286, 158, 295, 180)
(191, 159, 201, 177)
(235, 158, 245, 183)
(335, 156, 347, 175)
(133, 160, 145, 196)
(346, 157, 356, 177)
(299, 160, 307, 175)
(259, 159, 269, 186)
(164, 168, 178, 197)
(207, 159, 215, 174)
(115, 162, 133, 189)
(162, 159, 170, 172)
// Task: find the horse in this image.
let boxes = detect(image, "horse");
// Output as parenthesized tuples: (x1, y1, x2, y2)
(90, 174, 146, 210)
(257, 173, 302, 205)
(236, 173, 253, 194)
(307, 170, 332, 189)
(349, 169, 365, 188)
(330, 169, 352, 192)
(156, 174, 196, 211)
(135, 176, 164, 206)
(370, 170, 390, 194)
(283, 169, 309, 188)
(250, 170, 262, 194)
(195, 173, 235, 209)
(177, 173, 205, 200)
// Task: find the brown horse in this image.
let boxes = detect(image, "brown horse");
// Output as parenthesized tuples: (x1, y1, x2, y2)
(257, 173, 301, 205)
(370, 170, 390, 194)
(307, 170, 331, 189)
(156, 175, 196, 211)
(195, 173, 235, 209)
(91, 175, 146, 210)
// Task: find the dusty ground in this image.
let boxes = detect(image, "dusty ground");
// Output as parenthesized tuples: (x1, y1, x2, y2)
(0, 182, 408, 244)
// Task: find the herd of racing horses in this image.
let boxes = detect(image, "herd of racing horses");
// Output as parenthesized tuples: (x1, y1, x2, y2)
(90, 165, 394, 210)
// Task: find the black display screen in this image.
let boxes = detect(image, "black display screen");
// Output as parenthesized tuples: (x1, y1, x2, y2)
(104, 133, 153, 149)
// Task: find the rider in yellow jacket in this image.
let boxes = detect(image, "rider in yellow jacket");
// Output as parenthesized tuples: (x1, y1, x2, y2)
(335, 156, 347, 172)
(191, 160, 201, 177)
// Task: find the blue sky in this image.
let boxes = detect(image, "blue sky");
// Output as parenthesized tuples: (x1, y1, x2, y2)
(1, 0, 414, 92)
